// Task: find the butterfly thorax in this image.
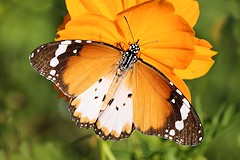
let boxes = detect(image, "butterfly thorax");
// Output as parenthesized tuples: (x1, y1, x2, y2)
(118, 43, 140, 71)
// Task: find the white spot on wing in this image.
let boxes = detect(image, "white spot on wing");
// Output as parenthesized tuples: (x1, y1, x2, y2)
(49, 41, 72, 68)
(55, 44, 68, 57)
(174, 98, 191, 131)
(180, 103, 190, 120)
(50, 70, 56, 76)
(47, 75, 52, 80)
(61, 40, 72, 44)
(31, 52, 34, 58)
(171, 99, 175, 104)
(169, 129, 175, 136)
(50, 57, 59, 67)
(75, 40, 82, 43)
(183, 98, 191, 108)
(175, 120, 184, 131)
(73, 49, 77, 54)
(176, 89, 182, 95)
(86, 40, 92, 43)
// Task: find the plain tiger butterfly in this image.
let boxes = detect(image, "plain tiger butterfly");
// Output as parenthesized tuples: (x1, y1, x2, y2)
(30, 37, 203, 146)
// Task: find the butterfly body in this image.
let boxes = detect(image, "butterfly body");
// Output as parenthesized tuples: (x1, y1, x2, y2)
(30, 40, 203, 146)
(118, 43, 139, 71)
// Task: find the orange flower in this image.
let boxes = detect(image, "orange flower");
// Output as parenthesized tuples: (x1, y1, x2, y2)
(56, 0, 217, 101)
(169, 0, 217, 79)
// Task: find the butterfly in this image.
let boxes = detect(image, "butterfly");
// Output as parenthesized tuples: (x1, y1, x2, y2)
(29, 39, 203, 146)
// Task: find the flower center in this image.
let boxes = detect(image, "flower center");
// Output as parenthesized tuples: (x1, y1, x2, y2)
(116, 41, 131, 51)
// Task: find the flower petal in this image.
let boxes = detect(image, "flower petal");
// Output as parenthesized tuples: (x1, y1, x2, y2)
(170, 0, 199, 27)
(174, 39, 217, 79)
(56, 13, 122, 44)
(121, 0, 148, 9)
(117, 0, 196, 69)
(66, 0, 149, 21)
(66, 0, 88, 19)
(77, 0, 123, 20)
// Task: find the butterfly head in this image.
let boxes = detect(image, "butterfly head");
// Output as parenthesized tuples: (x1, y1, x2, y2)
(129, 42, 140, 54)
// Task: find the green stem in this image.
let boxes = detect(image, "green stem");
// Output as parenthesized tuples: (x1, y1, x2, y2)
(99, 140, 116, 160)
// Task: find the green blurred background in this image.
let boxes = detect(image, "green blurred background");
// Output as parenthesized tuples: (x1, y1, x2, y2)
(1, 0, 240, 160)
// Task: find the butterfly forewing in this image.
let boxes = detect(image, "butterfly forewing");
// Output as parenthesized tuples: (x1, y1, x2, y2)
(133, 60, 203, 146)
(30, 40, 121, 97)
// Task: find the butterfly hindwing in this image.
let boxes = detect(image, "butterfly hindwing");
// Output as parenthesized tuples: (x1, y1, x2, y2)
(68, 65, 118, 129)
(69, 66, 135, 140)
(133, 60, 203, 146)
(94, 69, 134, 140)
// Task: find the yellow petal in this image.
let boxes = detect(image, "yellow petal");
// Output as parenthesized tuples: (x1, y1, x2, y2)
(170, 0, 199, 27)
(117, 0, 196, 69)
(174, 39, 217, 79)
(77, 0, 124, 20)
(121, 0, 147, 9)
(66, 0, 88, 19)
(66, 0, 149, 21)
(56, 13, 122, 44)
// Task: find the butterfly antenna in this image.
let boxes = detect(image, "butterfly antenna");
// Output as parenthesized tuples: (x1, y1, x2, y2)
(124, 16, 136, 43)
(140, 40, 158, 47)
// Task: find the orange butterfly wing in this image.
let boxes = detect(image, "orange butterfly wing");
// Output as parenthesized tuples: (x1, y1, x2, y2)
(30, 40, 121, 97)
(133, 60, 203, 146)
(30, 40, 135, 139)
